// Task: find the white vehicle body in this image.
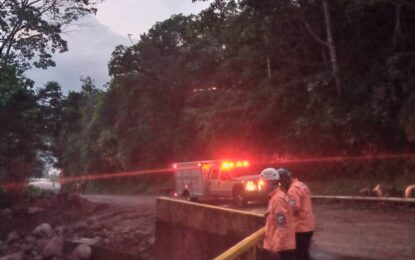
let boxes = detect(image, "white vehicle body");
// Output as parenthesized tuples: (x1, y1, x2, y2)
(173, 160, 266, 206)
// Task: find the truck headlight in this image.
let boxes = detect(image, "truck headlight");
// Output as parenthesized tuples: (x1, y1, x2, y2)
(245, 181, 257, 192)
(258, 180, 265, 191)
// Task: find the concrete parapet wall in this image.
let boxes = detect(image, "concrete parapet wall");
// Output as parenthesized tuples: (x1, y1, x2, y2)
(156, 197, 264, 236)
(155, 197, 265, 260)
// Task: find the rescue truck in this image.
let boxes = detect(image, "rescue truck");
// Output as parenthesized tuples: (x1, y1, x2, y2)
(173, 160, 267, 207)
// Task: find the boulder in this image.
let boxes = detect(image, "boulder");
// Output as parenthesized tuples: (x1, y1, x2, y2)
(373, 183, 398, 197)
(41, 237, 63, 258)
(69, 244, 92, 260)
(72, 237, 100, 246)
(6, 231, 18, 244)
(73, 222, 88, 231)
(35, 238, 50, 251)
(1, 208, 12, 218)
(404, 184, 415, 198)
(0, 251, 24, 260)
(55, 226, 65, 237)
(359, 187, 375, 196)
(86, 217, 97, 226)
(33, 223, 54, 238)
(27, 207, 44, 215)
(25, 236, 36, 243)
(20, 242, 34, 252)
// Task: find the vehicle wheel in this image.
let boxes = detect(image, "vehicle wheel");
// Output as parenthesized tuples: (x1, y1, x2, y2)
(234, 193, 247, 208)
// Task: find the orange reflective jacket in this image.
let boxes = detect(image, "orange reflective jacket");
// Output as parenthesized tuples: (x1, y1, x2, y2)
(263, 188, 296, 252)
(288, 179, 316, 232)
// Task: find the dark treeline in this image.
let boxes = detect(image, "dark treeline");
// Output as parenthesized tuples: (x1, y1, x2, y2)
(1, 0, 415, 189)
(63, 0, 415, 175)
(0, 0, 99, 198)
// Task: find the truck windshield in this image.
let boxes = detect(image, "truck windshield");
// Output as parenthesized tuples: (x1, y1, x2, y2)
(231, 168, 256, 178)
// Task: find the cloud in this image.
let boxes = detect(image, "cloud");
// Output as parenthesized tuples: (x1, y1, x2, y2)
(25, 15, 130, 92)
(25, 0, 212, 93)
(95, 0, 212, 38)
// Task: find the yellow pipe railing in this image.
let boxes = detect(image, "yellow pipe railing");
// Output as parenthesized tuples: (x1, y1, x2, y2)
(214, 227, 266, 260)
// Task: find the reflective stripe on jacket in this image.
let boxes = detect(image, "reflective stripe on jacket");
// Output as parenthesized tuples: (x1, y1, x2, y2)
(288, 179, 316, 232)
(263, 188, 296, 252)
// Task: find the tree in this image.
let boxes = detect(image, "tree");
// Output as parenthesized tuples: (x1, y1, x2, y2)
(57, 76, 104, 176)
(0, 0, 101, 71)
(0, 65, 41, 199)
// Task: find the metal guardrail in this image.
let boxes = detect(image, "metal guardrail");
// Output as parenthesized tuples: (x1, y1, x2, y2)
(312, 195, 415, 204)
(214, 227, 266, 260)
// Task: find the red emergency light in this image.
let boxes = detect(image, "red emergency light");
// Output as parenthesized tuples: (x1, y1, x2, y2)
(221, 160, 250, 170)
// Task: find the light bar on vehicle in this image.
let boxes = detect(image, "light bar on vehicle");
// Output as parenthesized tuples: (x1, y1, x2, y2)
(221, 160, 250, 170)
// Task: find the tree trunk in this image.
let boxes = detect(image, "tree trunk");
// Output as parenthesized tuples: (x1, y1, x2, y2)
(322, 0, 341, 96)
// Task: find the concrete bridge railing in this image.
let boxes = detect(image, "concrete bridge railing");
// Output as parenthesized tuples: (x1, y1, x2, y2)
(155, 197, 264, 260)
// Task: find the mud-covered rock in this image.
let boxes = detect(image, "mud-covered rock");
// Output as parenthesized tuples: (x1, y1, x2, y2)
(69, 244, 92, 260)
(73, 222, 88, 231)
(72, 237, 100, 246)
(359, 187, 375, 196)
(1, 208, 12, 218)
(373, 183, 400, 197)
(35, 238, 50, 251)
(0, 251, 24, 260)
(25, 236, 36, 244)
(33, 223, 54, 238)
(6, 231, 18, 244)
(55, 226, 65, 237)
(27, 207, 43, 215)
(404, 184, 415, 198)
(0, 252, 24, 260)
(20, 242, 34, 253)
(86, 217, 97, 226)
(41, 237, 63, 258)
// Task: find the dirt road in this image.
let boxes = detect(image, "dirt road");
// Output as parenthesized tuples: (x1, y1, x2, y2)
(83, 195, 415, 259)
(311, 201, 415, 259)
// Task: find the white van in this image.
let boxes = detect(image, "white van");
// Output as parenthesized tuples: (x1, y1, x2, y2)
(173, 160, 267, 207)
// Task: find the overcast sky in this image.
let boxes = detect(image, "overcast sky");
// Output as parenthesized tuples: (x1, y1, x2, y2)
(25, 0, 211, 93)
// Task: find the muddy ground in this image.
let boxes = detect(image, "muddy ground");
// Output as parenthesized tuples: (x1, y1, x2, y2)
(311, 201, 415, 259)
(0, 193, 155, 259)
(1, 194, 414, 259)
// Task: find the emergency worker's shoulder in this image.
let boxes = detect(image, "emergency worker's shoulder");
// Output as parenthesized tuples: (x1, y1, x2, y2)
(294, 180, 311, 195)
(269, 191, 286, 204)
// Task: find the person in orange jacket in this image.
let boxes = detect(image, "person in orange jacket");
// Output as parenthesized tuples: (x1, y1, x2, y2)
(260, 168, 296, 260)
(285, 169, 315, 260)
